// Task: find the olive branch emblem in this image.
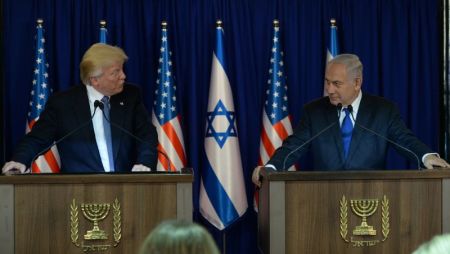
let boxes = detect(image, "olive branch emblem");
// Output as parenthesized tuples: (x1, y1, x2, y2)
(340, 195, 390, 245)
(70, 199, 80, 246)
(69, 198, 122, 248)
(381, 195, 390, 241)
(340, 195, 349, 242)
(112, 198, 122, 246)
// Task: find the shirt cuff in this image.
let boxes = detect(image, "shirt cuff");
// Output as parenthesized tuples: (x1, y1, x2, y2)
(265, 164, 277, 170)
(422, 153, 439, 163)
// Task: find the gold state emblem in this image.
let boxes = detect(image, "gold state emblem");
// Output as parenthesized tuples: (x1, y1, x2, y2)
(340, 195, 390, 247)
(70, 198, 122, 252)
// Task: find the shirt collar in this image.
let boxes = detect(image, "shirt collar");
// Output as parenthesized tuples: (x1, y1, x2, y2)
(348, 90, 362, 116)
(339, 90, 362, 119)
(86, 85, 106, 103)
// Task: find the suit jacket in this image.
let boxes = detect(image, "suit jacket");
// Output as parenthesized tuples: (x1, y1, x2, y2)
(268, 93, 433, 170)
(13, 84, 158, 173)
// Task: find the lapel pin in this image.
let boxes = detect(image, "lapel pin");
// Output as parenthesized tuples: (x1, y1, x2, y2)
(120, 102, 124, 106)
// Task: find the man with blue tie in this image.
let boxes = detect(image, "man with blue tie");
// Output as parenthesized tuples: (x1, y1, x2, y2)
(253, 53, 449, 186)
(2, 43, 158, 173)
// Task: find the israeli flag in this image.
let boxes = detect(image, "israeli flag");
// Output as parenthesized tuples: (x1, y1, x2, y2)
(324, 18, 340, 95)
(200, 21, 248, 230)
(326, 18, 339, 62)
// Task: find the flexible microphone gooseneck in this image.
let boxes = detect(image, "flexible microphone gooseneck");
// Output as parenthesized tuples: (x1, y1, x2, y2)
(96, 100, 173, 171)
(28, 103, 101, 172)
(281, 103, 343, 170)
(346, 105, 422, 170)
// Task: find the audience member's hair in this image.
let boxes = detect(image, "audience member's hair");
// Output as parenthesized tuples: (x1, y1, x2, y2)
(413, 234, 450, 254)
(138, 219, 219, 254)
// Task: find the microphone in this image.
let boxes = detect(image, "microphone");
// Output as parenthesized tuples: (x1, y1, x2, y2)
(28, 102, 101, 172)
(281, 103, 343, 170)
(346, 105, 422, 170)
(95, 100, 173, 171)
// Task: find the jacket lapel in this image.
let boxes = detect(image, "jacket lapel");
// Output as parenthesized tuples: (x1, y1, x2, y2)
(346, 94, 371, 163)
(110, 94, 126, 162)
(325, 102, 345, 163)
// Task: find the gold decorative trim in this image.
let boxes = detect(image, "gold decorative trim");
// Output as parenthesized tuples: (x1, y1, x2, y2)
(112, 198, 122, 246)
(340, 195, 349, 242)
(70, 199, 80, 247)
(381, 195, 390, 241)
(70, 198, 122, 250)
(340, 195, 390, 246)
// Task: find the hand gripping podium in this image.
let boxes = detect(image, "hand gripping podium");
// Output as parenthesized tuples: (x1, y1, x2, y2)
(257, 167, 450, 254)
(0, 169, 193, 254)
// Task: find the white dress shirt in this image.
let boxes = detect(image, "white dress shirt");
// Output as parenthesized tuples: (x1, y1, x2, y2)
(86, 85, 113, 172)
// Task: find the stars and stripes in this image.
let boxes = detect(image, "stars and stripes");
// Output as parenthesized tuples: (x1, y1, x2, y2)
(200, 21, 248, 230)
(151, 21, 187, 171)
(255, 20, 296, 210)
(27, 19, 60, 173)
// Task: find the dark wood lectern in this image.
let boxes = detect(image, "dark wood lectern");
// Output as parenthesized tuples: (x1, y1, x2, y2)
(0, 170, 193, 254)
(258, 168, 450, 254)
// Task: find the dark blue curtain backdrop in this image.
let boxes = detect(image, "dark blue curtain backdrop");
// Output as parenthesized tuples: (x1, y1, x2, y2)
(2, 0, 441, 253)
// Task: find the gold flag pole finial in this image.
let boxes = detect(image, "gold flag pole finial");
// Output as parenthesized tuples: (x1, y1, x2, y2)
(100, 20, 107, 28)
(273, 19, 280, 27)
(37, 19, 44, 27)
(330, 18, 337, 27)
(216, 20, 222, 28)
(161, 21, 168, 29)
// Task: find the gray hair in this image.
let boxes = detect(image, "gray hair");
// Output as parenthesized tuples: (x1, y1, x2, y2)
(327, 54, 363, 80)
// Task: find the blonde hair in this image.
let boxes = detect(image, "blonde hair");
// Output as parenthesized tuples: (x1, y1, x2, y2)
(138, 220, 219, 254)
(79, 43, 128, 85)
(413, 234, 450, 254)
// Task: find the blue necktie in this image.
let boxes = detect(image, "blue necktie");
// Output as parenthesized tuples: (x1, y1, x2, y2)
(341, 108, 353, 159)
(101, 96, 115, 172)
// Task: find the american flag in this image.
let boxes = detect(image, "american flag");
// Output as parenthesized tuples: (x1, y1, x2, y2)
(255, 20, 296, 210)
(27, 19, 60, 173)
(99, 20, 107, 43)
(324, 18, 340, 95)
(151, 21, 187, 171)
(200, 20, 248, 230)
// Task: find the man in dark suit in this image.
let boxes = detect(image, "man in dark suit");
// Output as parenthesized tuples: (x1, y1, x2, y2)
(252, 53, 449, 186)
(2, 43, 158, 173)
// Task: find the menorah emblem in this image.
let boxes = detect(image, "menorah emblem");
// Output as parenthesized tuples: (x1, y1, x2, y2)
(350, 199, 379, 236)
(81, 203, 111, 240)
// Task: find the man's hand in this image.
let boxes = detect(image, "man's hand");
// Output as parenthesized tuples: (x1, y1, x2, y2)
(2, 161, 28, 175)
(423, 154, 450, 169)
(252, 166, 263, 188)
(131, 164, 151, 172)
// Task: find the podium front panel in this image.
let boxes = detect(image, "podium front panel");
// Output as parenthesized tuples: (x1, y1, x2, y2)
(0, 173, 193, 254)
(258, 169, 450, 254)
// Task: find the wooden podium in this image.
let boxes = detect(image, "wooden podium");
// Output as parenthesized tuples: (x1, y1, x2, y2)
(0, 170, 193, 254)
(258, 168, 450, 254)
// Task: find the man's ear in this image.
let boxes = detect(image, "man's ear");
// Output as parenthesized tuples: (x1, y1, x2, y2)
(354, 76, 362, 90)
(89, 76, 98, 87)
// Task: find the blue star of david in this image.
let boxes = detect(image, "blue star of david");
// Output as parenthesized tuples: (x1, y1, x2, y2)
(205, 99, 237, 148)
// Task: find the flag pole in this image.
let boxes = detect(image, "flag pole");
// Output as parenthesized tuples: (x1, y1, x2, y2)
(99, 20, 107, 43)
